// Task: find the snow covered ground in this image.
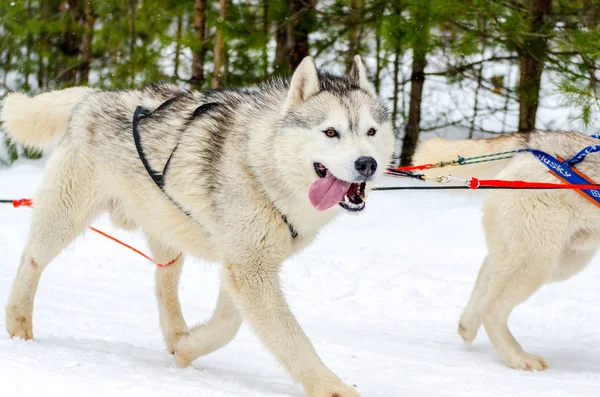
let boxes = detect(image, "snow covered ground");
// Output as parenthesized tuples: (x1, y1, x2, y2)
(1, 161, 600, 397)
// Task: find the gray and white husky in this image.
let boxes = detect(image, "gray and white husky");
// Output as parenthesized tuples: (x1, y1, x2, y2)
(414, 131, 600, 371)
(1, 56, 394, 397)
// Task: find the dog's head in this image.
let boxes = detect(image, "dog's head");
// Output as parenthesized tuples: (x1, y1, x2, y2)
(277, 56, 394, 213)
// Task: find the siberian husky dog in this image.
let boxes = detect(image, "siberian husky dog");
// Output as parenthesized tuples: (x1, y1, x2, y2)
(414, 131, 600, 371)
(1, 56, 394, 396)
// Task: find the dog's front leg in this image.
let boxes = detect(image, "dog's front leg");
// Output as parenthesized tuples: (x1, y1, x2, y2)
(222, 258, 359, 397)
(174, 282, 243, 365)
(149, 237, 187, 354)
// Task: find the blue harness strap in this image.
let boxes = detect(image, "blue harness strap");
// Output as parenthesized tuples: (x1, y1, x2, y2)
(528, 147, 600, 206)
(563, 145, 600, 166)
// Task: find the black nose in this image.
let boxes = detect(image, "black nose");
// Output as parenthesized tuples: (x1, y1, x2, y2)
(355, 156, 377, 177)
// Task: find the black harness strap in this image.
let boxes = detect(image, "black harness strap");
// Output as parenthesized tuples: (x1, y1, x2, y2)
(281, 214, 298, 239)
(133, 105, 196, 221)
(132, 103, 298, 240)
(133, 106, 165, 188)
(192, 102, 221, 118)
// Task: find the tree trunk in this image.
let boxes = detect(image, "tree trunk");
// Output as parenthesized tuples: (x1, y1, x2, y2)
(174, 13, 183, 80)
(517, 0, 553, 132)
(61, 0, 84, 56)
(129, 0, 136, 85)
(37, 52, 45, 90)
(79, 4, 96, 86)
(374, 22, 382, 95)
(391, 47, 401, 133)
(274, 16, 289, 74)
(38, 0, 61, 89)
(585, 0, 597, 95)
(221, 41, 230, 85)
(345, 0, 360, 73)
(57, 0, 85, 87)
(469, 64, 483, 139)
(2, 49, 11, 87)
(262, 0, 270, 78)
(23, 0, 33, 91)
(212, 0, 228, 88)
(223, 42, 230, 85)
(24, 37, 32, 91)
(390, 0, 403, 146)
(191, 0, 207, 89)
(469, 18, 485, 139)
(288, 0, 314, 70)
(400, 52, 427, 166)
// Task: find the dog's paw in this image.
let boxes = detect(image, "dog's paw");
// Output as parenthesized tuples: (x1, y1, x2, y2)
(305, 378, 360, 397)
(5, 305, 33, 340)
(173, 333, 195, 368)
(506, 351, 549, 371)
(458, 311, 480, 343)
(457, 321, 478, 343)
(164, 330, 187, 355)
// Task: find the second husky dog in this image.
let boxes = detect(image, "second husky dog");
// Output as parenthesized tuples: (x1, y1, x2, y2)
(414, 131, 600, 371)
(1, 56, 394, 397)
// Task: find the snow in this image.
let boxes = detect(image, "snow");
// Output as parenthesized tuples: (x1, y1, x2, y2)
(1, 164, 600, 397)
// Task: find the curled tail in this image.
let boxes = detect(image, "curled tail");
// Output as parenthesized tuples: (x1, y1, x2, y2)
(412, 134, 529, 180)
(1, 87, 96, 149)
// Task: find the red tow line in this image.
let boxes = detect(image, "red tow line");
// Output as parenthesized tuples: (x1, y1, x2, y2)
(467, 177, 600, 190)
(395, 164, 435, 171)
(385, 163, 600, 209)
(12, 198, 33, 208)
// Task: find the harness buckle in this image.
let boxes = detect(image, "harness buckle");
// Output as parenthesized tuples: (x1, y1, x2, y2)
(433, 160, 459, 168)
(437, 175, 469, 185)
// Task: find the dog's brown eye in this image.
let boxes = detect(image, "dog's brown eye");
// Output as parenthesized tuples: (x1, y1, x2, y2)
(367, 128, 377, 136)
(323, 128, 338, 138)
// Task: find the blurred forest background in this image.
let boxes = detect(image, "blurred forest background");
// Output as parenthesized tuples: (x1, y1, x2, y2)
(0, 0, 599, 166)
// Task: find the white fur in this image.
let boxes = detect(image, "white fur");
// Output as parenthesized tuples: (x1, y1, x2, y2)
(414, 132, 600, 371)
(350, 55, 372, 94)
(284, 56, 321, 110)
(1, 87, 97, 149)
(2, 57, 394, 397)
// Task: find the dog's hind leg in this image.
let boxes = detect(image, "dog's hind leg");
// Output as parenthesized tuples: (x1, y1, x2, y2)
(174, 282, 242, 367)
(5, 147, 101, 340)
(148, 236, 187, 354)
(458, 255, 492, 343)
(477, 260, 554, 371)
(476, 200, 568, 371)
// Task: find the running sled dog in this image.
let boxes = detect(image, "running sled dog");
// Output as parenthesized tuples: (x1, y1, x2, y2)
(1, 56, 394, 397)
(414, 131, 600, 371)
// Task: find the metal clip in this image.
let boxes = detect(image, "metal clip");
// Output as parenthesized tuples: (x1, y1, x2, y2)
(436, 175, 469, 185)
(433, 160, 459, 168)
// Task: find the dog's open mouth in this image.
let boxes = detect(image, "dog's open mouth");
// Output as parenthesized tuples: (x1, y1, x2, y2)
(309, 162, 366, 212)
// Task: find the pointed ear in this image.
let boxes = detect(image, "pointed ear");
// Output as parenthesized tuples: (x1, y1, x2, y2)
(348, 55, 372, 93)
(285, 56, 320, 109)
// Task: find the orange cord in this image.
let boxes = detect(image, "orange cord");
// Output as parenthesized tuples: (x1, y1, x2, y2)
(10, 199, 181, 267)
(88, 227, 182, 267)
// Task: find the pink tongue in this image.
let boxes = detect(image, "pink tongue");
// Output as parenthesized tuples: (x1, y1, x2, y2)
(309, 174, 351, 212)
